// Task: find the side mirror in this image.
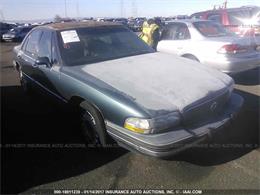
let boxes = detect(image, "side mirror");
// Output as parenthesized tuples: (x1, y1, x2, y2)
(35, 57, 51, 67)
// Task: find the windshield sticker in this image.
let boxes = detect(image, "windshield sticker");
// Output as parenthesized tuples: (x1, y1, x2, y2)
(60, 30, 80, 43)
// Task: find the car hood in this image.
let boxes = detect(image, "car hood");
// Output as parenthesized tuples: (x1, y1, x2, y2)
(71, 52, 233, 116)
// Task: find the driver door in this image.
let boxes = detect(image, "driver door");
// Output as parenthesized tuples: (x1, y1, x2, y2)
(36, 29, 64, 101)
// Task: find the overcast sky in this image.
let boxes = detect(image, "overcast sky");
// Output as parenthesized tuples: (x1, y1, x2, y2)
(0, 0, 260, 21)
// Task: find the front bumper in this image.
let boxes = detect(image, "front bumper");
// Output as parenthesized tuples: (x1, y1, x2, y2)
(2, 37, 16, 42)
(106, 93, 243, 158)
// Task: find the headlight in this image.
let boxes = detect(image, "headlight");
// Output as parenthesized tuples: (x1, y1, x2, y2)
(124, 118, 151, 134)
(124, 112, 181, 134)
(5, 34, 15, 38)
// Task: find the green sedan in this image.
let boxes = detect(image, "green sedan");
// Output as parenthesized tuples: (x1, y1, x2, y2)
(13, 21, 243, 158)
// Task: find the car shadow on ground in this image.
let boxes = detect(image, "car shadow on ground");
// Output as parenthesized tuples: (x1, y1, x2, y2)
(1, 86, 127, 194)
(231, 67, 260, 85)
(1, 84, 259, 193)
(172, 88, 259, 166)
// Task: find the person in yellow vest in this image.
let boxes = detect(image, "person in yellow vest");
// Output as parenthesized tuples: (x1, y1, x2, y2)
(139, 19, 160, 50)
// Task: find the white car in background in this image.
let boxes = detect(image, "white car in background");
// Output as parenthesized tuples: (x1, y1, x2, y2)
(157, 20, 260, 74)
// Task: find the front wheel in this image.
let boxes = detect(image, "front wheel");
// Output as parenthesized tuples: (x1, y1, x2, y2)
(80, 103, 113, 148)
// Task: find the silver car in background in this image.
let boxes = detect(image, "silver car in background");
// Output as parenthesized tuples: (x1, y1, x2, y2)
(157, 20, 260, 74)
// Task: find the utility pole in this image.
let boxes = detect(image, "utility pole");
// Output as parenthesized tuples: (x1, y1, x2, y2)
(64, 0, 68, 18)
(76, 0, 80, 19)
(0, 10, 5, 21)
(223, 0, 227, 9)
(131, 0, 137, 17)
(120, 0, 124, 17)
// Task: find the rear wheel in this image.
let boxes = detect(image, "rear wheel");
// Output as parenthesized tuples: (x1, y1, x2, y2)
(183, 54, 200, 62)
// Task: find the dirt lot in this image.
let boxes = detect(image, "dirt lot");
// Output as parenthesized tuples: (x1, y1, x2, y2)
(1, 42, 260, 194)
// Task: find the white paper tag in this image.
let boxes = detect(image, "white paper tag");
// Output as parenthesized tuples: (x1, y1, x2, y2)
(60, 30, 80, 43)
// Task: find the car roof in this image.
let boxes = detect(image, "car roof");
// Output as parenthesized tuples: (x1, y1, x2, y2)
(41, 21, 122, 31)
(16, 26, 34, 29)
(165, 19, 209, 24)
(191, 6, 259, 15)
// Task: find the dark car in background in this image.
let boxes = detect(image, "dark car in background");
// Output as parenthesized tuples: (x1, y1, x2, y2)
(191, 6, 260, 37)
(113, 18, 128, 26)
(2, 26, 35, 42)
(0, 22, 16, 41)
(127, 18, 145, 32)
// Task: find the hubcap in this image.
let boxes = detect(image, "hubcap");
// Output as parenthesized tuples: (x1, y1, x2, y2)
(86, 111, 96, 126)
(19, 69, 23, 80)
(82, 111, 100, 145)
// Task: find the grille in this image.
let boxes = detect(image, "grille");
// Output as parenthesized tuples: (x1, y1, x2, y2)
(182, 89, 230, 126)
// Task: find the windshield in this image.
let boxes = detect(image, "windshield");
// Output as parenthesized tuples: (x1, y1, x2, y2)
(9, 28, 21, 33)
(9, 27, 32, 34)
(193, 21, 235, 37)
(58, 26, 154, 66)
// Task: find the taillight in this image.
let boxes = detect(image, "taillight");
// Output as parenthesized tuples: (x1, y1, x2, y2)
(218, 44, 248, 54)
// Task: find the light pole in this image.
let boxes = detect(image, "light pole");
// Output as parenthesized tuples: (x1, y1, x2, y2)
(64, 0, 68, 18)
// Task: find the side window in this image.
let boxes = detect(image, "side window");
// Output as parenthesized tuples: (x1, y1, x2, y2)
(208, 14, 222, 24)
(161, 23, 190, 40)
(51, 33, 59, 65)
(161, 25, 179, 40)
(38, 30, 52, 60)
(25, 30, 42, 57)
(175, 24, 191, 40)
(21, 36, 29, 51)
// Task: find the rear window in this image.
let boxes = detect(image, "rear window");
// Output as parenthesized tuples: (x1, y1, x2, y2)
(193, 21, 234, 37)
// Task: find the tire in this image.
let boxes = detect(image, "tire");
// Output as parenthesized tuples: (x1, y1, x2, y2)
(183, 55, 200, 62)
(80, 102, 112, 148)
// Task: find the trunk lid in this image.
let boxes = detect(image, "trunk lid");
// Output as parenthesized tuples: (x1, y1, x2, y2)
(202, 35, 260, 55)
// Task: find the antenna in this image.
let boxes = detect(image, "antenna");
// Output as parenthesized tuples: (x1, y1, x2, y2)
(64, 0, 68, 17)
(76, 0, 80, 18)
